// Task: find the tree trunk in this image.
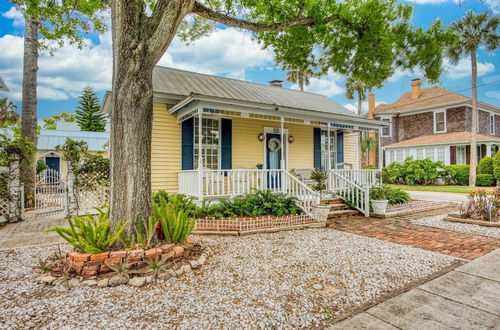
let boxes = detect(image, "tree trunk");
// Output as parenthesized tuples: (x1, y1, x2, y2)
(21, 17, 39, 208)
(469, 50, 478, 186)
(357, 91, 362, 116)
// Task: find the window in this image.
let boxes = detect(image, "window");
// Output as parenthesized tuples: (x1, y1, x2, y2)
(489, 113, 495, 135)
(320, 130, 336, 170)
(437, 147, 446, 162)
(395, 149, 403, 163)
(456, 146, 466, 165)
(434, 110, 446, 133)
(426, 147, 435, 161)
(194, 117, 220, 169)
(381, 118, 392, 137)
(416, 148, 424, 160)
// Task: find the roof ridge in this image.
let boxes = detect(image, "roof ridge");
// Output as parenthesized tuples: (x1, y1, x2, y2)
(154, 65, 332, 99)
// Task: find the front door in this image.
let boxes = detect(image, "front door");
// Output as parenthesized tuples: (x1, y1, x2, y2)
(266, 133, 283, 189)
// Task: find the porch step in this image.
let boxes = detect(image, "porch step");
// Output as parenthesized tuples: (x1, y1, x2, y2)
(327, 209, 360, 219)
(328, 203, 351, 211)
(320, 198, 343, 205)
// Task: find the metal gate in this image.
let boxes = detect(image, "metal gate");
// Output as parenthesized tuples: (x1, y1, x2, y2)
(35, 169, 66, 216)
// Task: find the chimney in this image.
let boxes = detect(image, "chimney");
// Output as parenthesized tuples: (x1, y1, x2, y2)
(368, 93, 376, 119)
(269, 79, 283, 88)
(411, 78, 421, 99)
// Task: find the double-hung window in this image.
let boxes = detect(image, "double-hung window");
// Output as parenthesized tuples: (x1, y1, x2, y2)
(456, 146, 466, 165)
(320, 130, 336, 170)
(434, 110, 446, 133)
(194, 117, 220, 169)
(381, 118, 392, 137)
(489, 113, 495, 135)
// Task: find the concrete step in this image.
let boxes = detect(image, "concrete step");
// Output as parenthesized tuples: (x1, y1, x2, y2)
(327, 209, 360, 219)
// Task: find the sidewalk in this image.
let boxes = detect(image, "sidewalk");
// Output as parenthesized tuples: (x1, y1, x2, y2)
(329, 248, 500, 329)
(407, 191, 467, 203)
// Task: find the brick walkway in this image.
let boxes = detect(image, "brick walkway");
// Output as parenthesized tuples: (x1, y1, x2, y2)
(328, 207, 500, 260)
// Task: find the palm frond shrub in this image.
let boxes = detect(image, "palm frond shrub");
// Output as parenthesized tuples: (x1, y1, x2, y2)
(154, 198, 195, 244)
(45, 208, 126, 253)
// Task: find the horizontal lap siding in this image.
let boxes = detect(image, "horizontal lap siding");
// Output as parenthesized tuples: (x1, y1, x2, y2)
(151, 102, 181, 192)
(343, 132, 359, 169)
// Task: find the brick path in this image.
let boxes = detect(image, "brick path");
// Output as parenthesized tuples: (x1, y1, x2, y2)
(328, 207, 500, 260)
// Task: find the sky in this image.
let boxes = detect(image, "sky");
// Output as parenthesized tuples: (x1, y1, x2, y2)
(0, 0, 499, 120)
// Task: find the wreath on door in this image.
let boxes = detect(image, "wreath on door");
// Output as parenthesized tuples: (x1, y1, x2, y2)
(268, 137, 282, 152)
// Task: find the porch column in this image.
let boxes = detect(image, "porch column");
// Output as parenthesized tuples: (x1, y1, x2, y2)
(334, 129, 338, 168)
(280, 116, 285, 193)
(486, 143, 492, 157)
(378, 127, 383, 169)
(197, 109, 203, 201)
(327, 123, 331, 171)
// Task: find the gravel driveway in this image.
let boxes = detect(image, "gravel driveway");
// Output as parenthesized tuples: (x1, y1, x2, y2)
(0, 229, 459, 329)
(411, 214, 500, 239)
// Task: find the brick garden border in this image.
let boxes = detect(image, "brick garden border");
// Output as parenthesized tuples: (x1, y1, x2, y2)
(66, 239, 193, 276)
(193, 214, 326, 236)
(372, 200, 457, 218)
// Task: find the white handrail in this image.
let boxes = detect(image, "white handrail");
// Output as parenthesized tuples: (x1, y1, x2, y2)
(329, 170, 370, 217)
(330, 169, 381, 188)
(282, 170, 320, 214)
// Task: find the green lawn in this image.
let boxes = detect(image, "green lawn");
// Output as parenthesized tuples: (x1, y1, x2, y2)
(387, 184, 495, 194)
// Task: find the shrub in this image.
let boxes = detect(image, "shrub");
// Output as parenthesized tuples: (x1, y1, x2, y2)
(153, 198, 195, 244)
(478, 157, 493, 175)
(152, 190, 197, 217)
(382, 157, 443, 185)
(459, 189, 499, 221)
(476, 174, 495, 187)
(310, 169, 328, 198)
(366, 165, 377, 169)
(382, 162, 404, 184)
(45, 208, 126, 254)
(36, 159, 48, 174)
(446, 165, 469, 185)
(493, 152, 500, 181)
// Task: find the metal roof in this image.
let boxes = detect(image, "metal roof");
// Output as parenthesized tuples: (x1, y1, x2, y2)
(38, 129, 109, 151)
(153, 66, 357, 117)
(0, 76, 9, 92)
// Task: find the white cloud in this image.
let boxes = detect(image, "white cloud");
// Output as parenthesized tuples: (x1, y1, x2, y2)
(344, 101, 384, 114)
(0, 32, 113, 101)
(444, 57, 495, 79)
(2, 7, 24, 27)
(290, 70, 344, 97)
(407, 0, 498, 13)
(159, 28, 274, 80)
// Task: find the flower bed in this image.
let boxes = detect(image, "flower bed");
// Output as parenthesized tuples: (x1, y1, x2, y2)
(194, 214, 323, 235)
(66, 239, 194, 276)
(444, 215, 500, 228)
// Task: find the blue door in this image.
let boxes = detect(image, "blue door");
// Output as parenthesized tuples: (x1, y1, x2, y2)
(45, 157, 60, 172)
(266, 133, 282, 189)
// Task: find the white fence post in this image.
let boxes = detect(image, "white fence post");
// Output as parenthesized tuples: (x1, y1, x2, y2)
(364, 185, 370, 217)
(66, 163, 78, 217)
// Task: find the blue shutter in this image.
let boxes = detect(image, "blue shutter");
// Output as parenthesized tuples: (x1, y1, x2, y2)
(337, 131, 344, 164)
(313, 127, 321, 169)
(181, 117, 194, 170)
(221, 118, 232, 169)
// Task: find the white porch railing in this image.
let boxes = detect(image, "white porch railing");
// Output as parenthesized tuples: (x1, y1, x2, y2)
(178, 169, 319, 214)
(330, 169, 382, 187)
(328, 170, 370, 217)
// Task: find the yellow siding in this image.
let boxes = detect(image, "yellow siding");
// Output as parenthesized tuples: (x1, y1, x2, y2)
(151, 102, 181, 192)
(343, 131, 359, 169)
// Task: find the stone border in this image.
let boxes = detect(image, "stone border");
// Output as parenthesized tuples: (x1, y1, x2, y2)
(372, 201, 456, 218)
(66, 238, 194, 276)
(193, 214, 326, 236)
(443, 216, 500, 228)
(36, 247, 210, 288)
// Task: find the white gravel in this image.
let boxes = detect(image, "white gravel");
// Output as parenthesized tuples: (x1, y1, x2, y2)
(411, 214, 500, 239)
(0, 229, 458, 329)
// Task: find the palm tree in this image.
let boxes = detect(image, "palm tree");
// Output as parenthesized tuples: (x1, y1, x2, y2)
(361, 137, 377, 169)
(447, 11, 499, 186)
(286, 67, 313, 92)
(0, 97, 19, 128)
(344, 77, 367, 116)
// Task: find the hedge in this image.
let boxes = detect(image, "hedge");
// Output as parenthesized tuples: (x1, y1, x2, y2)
(494, 152, 500, 182)
(476, 174, 495, 187)
(445, 165, 469, 186)
(478, 156, 493, 175)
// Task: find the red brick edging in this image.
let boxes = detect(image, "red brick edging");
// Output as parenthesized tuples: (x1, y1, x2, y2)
(67, 238, 193, 276)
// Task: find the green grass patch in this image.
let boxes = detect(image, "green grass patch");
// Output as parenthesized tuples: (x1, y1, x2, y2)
(387, 184, 495, 194)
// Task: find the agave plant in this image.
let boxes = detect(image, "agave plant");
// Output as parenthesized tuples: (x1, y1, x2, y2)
(143, 255, 169, 280)
(153, 198, 195, 244)
(45, 207, 126, 254)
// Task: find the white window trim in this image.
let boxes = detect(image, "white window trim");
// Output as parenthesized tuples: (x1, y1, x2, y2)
(433, 110, 446, 134)
(380, 116, 392, 137)
(194, 116, 221, 170)
(489, 113, 495, 135)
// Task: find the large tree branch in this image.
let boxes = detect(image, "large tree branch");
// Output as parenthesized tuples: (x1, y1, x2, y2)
(192, 1, 355, 32)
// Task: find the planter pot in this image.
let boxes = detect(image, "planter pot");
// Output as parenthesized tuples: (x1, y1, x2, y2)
(372, 199, 388, 215)
(312, 205, 331, 222)
(435, 178, 445, 186)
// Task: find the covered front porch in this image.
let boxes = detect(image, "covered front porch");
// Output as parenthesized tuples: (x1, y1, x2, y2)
(172, 97, 384, 215)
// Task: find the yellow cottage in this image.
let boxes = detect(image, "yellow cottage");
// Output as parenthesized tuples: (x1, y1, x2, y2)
(103, 67, 385, 215)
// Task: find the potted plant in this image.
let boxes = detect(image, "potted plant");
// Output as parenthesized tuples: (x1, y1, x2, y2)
(256, 163, 263, 170)
(370, 186, 389, 215)
(310, 169, 330, 221)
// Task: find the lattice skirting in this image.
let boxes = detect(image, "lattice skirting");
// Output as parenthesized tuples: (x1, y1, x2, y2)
(194, 214, 325, 235)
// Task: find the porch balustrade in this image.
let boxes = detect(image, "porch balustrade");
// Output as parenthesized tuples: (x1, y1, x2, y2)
(328, 170, 370, 217)
(329, 169, 382, 187)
